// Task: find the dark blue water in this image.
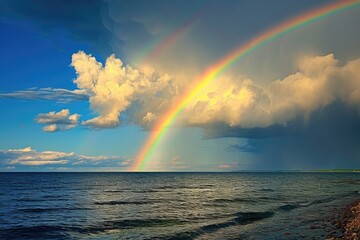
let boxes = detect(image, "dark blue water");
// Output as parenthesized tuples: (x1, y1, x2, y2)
(1, 172, 359, 239)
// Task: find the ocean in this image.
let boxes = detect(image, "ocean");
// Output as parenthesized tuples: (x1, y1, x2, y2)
(1, 172, 359, 239)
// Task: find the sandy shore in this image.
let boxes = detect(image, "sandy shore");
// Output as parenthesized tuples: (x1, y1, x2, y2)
(327, 200, 360, 240)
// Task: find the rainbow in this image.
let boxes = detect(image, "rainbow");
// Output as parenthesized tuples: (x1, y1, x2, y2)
(131, 0, 360, 171)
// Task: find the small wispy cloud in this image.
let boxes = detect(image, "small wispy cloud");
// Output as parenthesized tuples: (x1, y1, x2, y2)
(0, 147, 131, 168)
(217, 162, 239, 170)
(226, 141, 258, 153)
(0, 87, 88, 103)
(170, 156, 189, 170)
(35, 109, 80, 132)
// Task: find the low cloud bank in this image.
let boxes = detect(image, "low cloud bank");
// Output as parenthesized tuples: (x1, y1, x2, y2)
(0, 147, 131, 169)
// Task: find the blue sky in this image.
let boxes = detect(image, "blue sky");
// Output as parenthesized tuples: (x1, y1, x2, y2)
(1, 0, 360, 171)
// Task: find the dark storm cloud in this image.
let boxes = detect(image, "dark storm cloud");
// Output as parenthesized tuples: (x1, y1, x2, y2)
(0, 0, 114, 56)
(203, 122, 298, 139)
(0, 0, 209, 59)
(1, 0, 351, 66)
(217, 102, 360, 169)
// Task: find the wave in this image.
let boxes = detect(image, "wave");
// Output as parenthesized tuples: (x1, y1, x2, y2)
(170, 194, 345, 239)
(335, 179, 360, 185)
(104, 189, 158, 193)
(0, 225, 74, 240)
(94, 200, 156, 205)
(14, 198, 43, 202)
(258, 196, 283, 201)
(213, 196, 282, 204)
(259, 188, 275, 192)
(213, 197, 255, 203)
(0, 219, 186, 239)
(103, 190, 126, 193)
(16, 207, 92, 213)
(97, 218, 185, 230)
(153, 185, 214, 191)
(15, 197, 68, 202)
(129, 189, 159, 193)
(276, 204, 300, 211)
(274, 196, 337, 213)
(309, 197, 335, 206)
(234, 211, 274, 223)
(166, 211, 274, 239)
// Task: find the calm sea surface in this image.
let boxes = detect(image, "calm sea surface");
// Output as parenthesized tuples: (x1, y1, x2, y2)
(1, 172, 360, 239)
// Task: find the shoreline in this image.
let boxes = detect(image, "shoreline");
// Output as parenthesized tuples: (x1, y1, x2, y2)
(327, 199, 360, 239)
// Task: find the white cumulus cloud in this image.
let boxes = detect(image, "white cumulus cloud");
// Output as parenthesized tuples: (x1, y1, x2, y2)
(35, 109, 80, 132)
(71, 51, 176, 128)
(182, 54, 360, 128)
